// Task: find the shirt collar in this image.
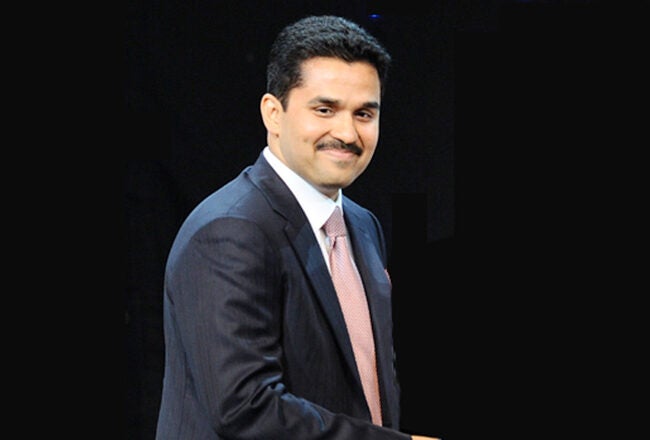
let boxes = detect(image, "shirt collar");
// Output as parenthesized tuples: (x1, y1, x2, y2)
(263, 146, 343, 232)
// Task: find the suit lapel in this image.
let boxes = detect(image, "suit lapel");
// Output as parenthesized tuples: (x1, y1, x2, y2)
(251, 152, 399, 422)
(247, 154, 363, 388)
(287, 221, 362, 376)
(345, 206, 398, 420)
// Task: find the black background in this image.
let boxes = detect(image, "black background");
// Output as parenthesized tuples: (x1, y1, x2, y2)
(124, 1, 646, 439)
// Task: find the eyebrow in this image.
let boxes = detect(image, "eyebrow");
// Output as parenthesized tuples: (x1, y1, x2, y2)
(307, 96, 380, 110)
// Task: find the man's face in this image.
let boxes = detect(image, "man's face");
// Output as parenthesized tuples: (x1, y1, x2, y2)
(272, 57, 381, 199)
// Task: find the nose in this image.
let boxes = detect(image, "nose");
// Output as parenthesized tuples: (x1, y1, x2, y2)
(330, 114, 359, 145)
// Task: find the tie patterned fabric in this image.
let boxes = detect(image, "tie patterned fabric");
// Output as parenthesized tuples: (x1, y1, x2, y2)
(323, 206, 382, 426)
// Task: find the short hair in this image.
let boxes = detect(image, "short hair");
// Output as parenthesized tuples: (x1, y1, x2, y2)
(266, 15, 392, 108)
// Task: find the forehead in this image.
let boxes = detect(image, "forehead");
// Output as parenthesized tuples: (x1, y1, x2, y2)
(296, 57, 381, 100)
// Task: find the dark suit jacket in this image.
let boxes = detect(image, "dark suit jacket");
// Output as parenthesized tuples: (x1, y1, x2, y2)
(156, 152, 410, 439)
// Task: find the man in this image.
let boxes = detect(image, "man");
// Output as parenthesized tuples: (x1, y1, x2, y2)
(155, 15, 439, 440)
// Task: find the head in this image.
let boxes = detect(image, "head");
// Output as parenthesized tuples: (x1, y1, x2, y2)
(260, 15, 392, 199)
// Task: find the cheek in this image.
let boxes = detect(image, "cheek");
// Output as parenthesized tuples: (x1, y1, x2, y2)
(302, 118, 329, 138)
(359, 124, 380, 146)
(286, 114, 325, 142)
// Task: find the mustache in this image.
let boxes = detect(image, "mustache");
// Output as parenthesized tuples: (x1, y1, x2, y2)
(316, 140, 362, 155)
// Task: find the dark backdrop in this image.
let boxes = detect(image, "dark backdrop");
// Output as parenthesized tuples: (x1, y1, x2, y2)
(124, 1, 641, 439)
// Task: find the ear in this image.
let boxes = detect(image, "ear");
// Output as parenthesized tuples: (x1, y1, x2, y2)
(260, 93, 283, 136)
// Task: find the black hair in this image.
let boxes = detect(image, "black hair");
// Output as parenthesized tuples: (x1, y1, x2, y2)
(266, 15, 392, 108)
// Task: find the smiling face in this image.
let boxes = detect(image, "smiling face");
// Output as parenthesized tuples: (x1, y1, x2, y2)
(261, 57, 381, 200)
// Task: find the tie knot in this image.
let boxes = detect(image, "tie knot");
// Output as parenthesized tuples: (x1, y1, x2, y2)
(323, 206, 346, 238)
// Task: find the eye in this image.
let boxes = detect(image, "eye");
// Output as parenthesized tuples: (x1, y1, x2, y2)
(356, 110, 375, 120)
(315, 107, 334, 116)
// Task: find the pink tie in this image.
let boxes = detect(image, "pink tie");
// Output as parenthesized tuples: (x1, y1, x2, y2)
(323, 207, 382, 426)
